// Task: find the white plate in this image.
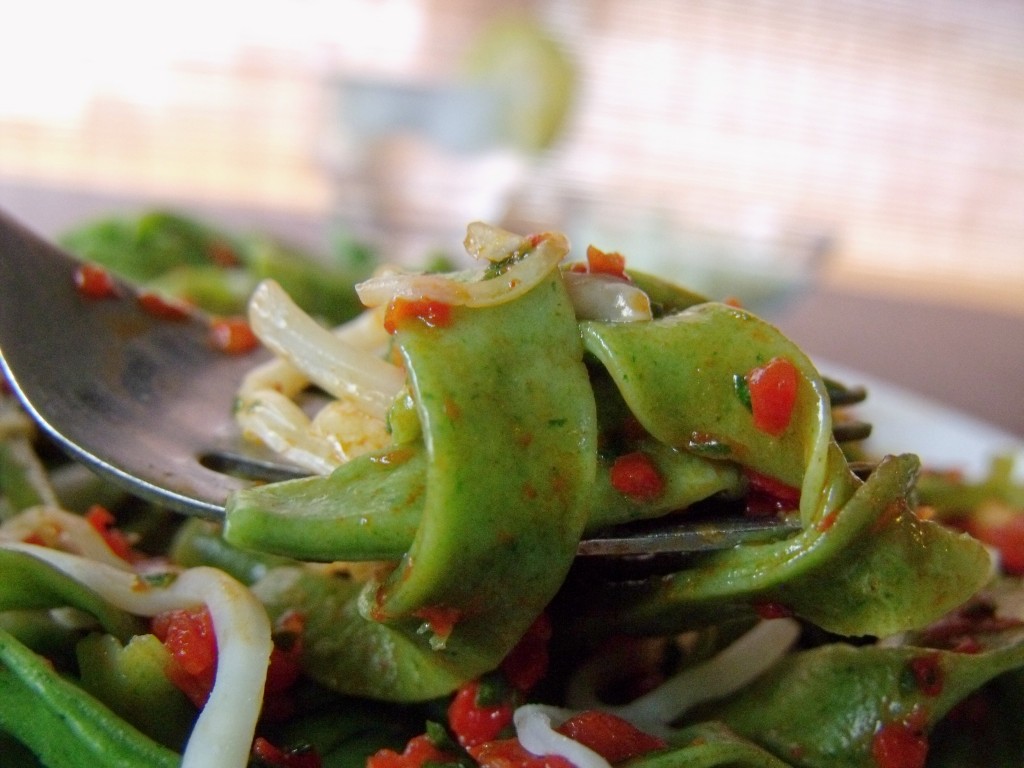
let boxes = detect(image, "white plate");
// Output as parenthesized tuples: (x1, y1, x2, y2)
(818, 359, 1024, 481)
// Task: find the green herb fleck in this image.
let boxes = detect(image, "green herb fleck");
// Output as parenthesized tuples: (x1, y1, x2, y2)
(733, 373, 752, 412)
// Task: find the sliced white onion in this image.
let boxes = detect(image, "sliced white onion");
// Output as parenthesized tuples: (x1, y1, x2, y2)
(514, 704, 612, 768)
(248, 280, 405, 421)
(562, 271, 653, 322)
(309, 398, 392, 463)
(0, 542, 273, 768)
(235, 388, 342, 474)
(614, 619, 800, 730)
(355, 270, 474, 308)
(463, 220, 534, 262)
(0, 506, 131, 568)
(355, 225, 569, 309)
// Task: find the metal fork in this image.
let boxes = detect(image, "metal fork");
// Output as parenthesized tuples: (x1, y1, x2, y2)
(0, 211, 866, 557)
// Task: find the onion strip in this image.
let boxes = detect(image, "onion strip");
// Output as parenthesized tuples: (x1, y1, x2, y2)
(248, 280, 405, 421)
(0, 542, 273, 768)
(562, 271, 653, 322)
(566, 619, 800, 736)
(355, 225, 569, 309)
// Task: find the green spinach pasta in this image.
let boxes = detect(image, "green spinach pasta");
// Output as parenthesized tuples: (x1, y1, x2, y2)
(0, 217, 1020, 768)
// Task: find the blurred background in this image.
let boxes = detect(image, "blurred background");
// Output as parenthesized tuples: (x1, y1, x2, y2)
(1, 0, 1022, 431)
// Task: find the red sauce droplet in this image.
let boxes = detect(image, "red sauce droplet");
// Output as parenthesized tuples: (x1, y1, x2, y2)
(137, 291, 191, 320)
(74, 263, 120, 299)
(209, 316, 259, 354)
(610, 451, 665, 501)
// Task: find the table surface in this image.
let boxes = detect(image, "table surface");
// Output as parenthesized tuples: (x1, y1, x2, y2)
(2, 178, 1022, 440)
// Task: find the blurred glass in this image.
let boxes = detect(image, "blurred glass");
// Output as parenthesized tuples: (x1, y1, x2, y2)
(322, 76, 528, 266)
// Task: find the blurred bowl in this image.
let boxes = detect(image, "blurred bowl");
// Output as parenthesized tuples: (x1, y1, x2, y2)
(556, 196, 834, 317)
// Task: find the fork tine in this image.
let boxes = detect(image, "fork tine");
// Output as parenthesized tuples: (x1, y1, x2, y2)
(823, 376, 868, 408)
(577, 513, 802, 557)
(831, 419, 872, 443)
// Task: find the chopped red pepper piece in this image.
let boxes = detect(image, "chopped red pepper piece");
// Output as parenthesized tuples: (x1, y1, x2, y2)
(746, 357, 799, 436)
(448, 680, 514, 748)
(151, 606, 217, 707)
(871, 714, 928, 768)
(556, 710, 666, 763)
(210, 316, 260, 355)
(384, 298, 453, 334)
(585, 245, 627, 279)
(74, 263, 120, 299)
(610, 452, 665, 501)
